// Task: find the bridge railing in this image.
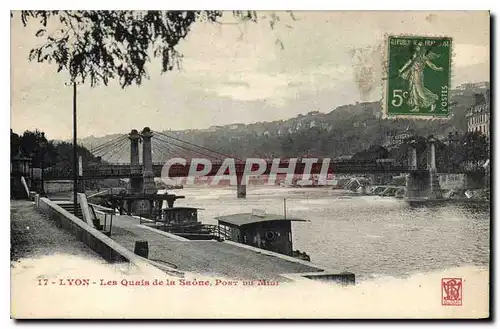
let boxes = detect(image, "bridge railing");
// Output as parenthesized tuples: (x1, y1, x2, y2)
(43, 159, 483, 180)
(44, 164, 143, 180)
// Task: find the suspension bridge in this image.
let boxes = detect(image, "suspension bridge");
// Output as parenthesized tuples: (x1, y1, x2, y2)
(43, 127, 485, 199)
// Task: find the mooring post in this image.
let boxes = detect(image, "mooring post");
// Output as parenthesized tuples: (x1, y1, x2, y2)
(236, 171, 246, 199)
(134, 241, 149, 259)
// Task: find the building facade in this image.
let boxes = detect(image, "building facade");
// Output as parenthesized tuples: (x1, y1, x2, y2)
(382, 128, 414, 149)
(466, 90, 490, 136)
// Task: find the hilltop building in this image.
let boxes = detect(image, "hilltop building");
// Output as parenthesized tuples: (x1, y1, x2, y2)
(466, 90, 490, 137)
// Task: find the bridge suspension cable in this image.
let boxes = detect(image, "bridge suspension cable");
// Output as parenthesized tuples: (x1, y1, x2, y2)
(93, 137, 128, 158)
(111, 138, 132, 163)
(152, 134, 229, 162)
(152, 135, 211, 160)
(92, 136, 129, 162)
(152, 130, 243, 162)
(151, 138, 193, 161)
(91, 134, 129, 154)
(86, 129, 244, 166)
(93, 137, 128, 155)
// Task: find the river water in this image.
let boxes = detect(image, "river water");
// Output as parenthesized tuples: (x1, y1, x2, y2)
(11, 186, 490, 317)
(167, 186, 490, 282)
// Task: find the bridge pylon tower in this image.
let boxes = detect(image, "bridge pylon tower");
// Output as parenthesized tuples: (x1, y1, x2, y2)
(138, 127, 158, 216)
(405, 137, 442, 200)
(141, 127, 157, 195)
(128, 129, 143, 213)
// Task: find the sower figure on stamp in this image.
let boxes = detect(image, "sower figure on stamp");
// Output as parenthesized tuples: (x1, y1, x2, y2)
(398, 42, 443, 112)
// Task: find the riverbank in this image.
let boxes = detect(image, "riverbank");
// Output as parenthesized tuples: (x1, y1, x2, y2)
(353, 186, 491, 203)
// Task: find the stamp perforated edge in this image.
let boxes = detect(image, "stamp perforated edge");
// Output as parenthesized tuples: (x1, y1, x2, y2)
(380, 33, 454, 121)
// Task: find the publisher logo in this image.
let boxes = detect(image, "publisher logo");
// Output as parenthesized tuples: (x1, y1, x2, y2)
(441, 278, 462, 306)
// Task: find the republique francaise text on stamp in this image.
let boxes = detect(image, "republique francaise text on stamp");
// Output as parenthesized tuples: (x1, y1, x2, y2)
(384, 35, 452, 118)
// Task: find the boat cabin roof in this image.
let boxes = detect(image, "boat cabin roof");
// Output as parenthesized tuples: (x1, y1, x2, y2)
(107, 194, 185, 201)
(162, 207, 200, 212)
(215, 213, 307, 227)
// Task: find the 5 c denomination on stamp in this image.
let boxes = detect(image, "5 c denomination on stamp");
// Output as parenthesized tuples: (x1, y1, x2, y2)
(384, 35, 452, 118)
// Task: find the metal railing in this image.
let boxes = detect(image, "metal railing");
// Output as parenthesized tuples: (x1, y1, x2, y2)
(43, 159, 482, 180)
(146, 219, 232, 240)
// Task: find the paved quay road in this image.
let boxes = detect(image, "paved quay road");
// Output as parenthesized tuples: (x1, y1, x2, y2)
(10, 200, 100, 263)
(102, 214, 325, 282)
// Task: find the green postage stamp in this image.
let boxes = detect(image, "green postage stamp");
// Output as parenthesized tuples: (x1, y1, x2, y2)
(384, 36, 452, 118)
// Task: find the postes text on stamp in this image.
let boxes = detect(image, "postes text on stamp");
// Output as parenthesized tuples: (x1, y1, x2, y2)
(385, 36, 452, 118)
(441, 278, 463, 306)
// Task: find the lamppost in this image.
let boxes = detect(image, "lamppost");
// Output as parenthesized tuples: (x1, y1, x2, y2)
(39, 132, 47, 196)
(65, 81, 79, 211)
(30, 151, 36, 191)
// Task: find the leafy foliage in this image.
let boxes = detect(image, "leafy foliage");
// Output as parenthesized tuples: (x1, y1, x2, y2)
(351, 145, 389, 161)
(10, 129, 100, 170)
(17, 10, 292, 87)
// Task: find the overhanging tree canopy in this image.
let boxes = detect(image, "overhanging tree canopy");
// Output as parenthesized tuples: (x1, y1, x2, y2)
(16, 10, 292, 88)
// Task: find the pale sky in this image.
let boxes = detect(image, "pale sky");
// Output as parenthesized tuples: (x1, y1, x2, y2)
(10, 11, 490, 140)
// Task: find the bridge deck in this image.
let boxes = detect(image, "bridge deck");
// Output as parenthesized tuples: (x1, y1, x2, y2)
(99, 214, 327, 282)
(44, 160, 484, 180)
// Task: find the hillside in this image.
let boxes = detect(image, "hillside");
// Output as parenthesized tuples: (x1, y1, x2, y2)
(77, 82, 489, 162)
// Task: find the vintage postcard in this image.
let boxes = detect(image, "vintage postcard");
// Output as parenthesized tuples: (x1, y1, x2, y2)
(10, 10, 490, 319)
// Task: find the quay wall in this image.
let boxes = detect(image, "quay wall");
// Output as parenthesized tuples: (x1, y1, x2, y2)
(35, 196, 172, 278)
(38, 196, 128, 263)
(44, 180, 73, 193)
